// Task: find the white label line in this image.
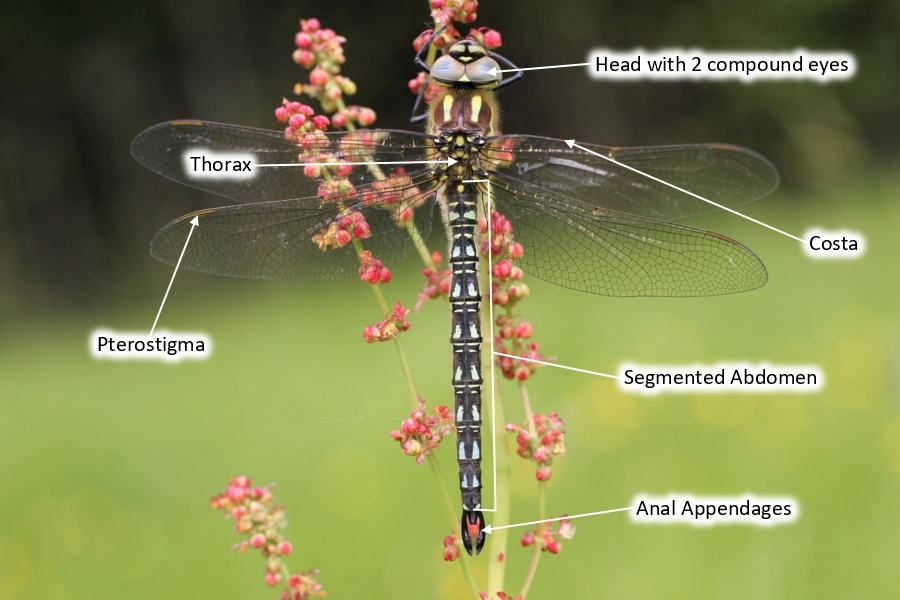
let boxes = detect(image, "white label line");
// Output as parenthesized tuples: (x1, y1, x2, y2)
(256, 157, 456, 168)
(484, 506, 633, 534)
(149, 216, 199, 337)
(565, 140, 804, 243)
(494, 352, 621, 380)
(488, 62, 591, 76)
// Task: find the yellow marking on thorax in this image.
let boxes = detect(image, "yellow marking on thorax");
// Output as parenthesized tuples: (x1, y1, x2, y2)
(443, 95, 454, 123)
(470, 95, 483, 122)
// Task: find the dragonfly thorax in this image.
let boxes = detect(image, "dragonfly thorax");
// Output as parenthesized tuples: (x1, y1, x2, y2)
(428, 88, 497, 184)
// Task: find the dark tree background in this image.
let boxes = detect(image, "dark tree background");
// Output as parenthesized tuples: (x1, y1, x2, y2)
(1, 0, 897, 321)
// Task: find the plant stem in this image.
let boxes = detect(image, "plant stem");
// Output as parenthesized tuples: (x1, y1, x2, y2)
(485, 273, 512, 596)
(366, 281, 419, 411)
(517, 380, 544, 599)
(519, 480, 546, 599)
(407, 220, 439, 271)
(428, 454, 481, 600)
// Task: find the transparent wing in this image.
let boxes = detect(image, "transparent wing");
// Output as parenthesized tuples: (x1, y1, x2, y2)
(483, 136, 779, 221)
(131, 120, 438, 204)
(149, 171, 439, 282)
(487, 173, 767, 297)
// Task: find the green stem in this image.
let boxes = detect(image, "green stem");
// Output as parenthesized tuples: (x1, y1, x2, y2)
(519, 481, 546, 599)
(427, 454, 481, 599)
(366, 280, 418, 411)
(408, 220, 438, 271)
(486, 273, 512, 596)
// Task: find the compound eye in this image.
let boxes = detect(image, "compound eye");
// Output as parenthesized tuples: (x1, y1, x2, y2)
(466, 56, 502, 85)
(431, 55, 466, 84)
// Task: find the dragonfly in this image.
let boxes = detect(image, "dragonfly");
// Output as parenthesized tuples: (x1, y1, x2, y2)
(131, 37, 778, 556)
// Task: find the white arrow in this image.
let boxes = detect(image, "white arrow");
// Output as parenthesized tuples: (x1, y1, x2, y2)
(484, 506, 634, 534)
(487, 62, 591, 76)
(149, 216, 199, 337)
(256, 157, 457, 168)
(565, 140, 804, 243)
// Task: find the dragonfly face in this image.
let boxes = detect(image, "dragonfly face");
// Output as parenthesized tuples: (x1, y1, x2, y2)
(430, 39, 502, 88)
(131, 36, 778, 558)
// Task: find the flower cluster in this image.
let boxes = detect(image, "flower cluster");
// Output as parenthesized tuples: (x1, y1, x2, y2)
(494, 315, 546, 381)
(210, 476, 325, 597)
(520, 516, 575, 554)
(417, 251, 452, 310)
(363, 301, 412, 343)
(389, 396, 454, 465)
(482, 212, 527, 307)
(358, 249, 392, 285)
(280, 571, 327, 600)
(275, 99, 331, 137)
(506, 412, 566, 481)
(291, 18, 376, 125)
(311, 210, 373, 251)
(442, 534, 460, 562)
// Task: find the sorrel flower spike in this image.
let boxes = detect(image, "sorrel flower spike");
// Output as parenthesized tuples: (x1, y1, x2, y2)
(211, 476, 326, 598)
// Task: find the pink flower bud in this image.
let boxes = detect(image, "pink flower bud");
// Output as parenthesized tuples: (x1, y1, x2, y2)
(293, 50, 315, 68)
(483, 29, 502, 49)
(493, 260, 512, 279)
(408, 77, 424, 94)
(332, 112, 348, 128)
(515, 365, 531, 381)
(288, 114, 306, 130)
(304, 165, 321, 178)
(358, 107, 376, 126)
(508, 283, 529, 299)
(515, 321, 533, 339)
(508, 242, 524, 258)
(302, 18, 320, 32)
(250, 534, 265, 548)
(533, 446, 549, 463)
(335, 230, 351, 246)
(536, 466, 552, 481)
(231, 506, 247, 519)
(278, 541, 292, 555)
(380, 268, 392, 284)
(265, 573, 282, 586)
(312, 115, 330, 131)
(334, 162, 353, 177)
(443, 545, 459, 561)
(309, 68, 329, 87)
(363, 325, 381, 343)
(295, 32, 311, 48)
(521, 533, 535, 547)
(226, 484, 247, 501)
(546, 539, 560, 553)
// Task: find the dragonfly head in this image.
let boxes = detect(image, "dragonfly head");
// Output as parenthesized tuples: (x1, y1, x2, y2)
(431, 40, 501, 89)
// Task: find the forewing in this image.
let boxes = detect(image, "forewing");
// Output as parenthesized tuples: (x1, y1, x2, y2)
(484, 136, 779, 221)
(150, 174, 439, 282)
(131, 121, 437, 204)
(488, 173, 767, 297)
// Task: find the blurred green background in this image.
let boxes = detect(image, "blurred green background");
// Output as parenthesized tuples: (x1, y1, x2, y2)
(1, 0, 899, 598)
